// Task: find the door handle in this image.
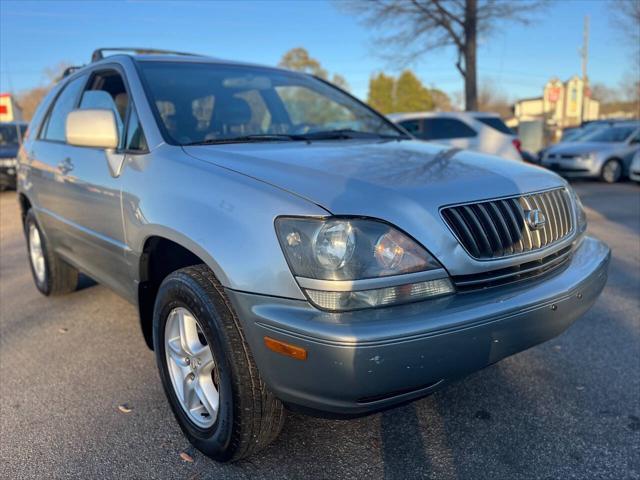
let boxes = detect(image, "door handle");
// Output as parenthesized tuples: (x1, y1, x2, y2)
(57, 158, 74, 174)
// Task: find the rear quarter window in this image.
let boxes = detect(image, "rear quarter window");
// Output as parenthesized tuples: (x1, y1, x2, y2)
(476, 116, 514, 135)
(420, 118, 477, 140)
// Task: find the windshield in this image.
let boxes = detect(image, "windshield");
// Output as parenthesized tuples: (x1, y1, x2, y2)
(138, 61, 405, 145)
(0, 124, 26, 146)
(583, 126, 637, 143)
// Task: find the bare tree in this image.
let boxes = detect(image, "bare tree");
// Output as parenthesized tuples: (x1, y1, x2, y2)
(610, 0, 640, 50)
(342, 0, 547, 111)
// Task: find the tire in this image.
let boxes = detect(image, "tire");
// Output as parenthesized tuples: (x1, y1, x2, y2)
(600, 159, 622, 183)
(24, 209, 79, 296)
(152, 265, 284, 462)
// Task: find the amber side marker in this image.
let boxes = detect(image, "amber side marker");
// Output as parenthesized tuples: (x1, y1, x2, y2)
(264, 336, 307, 361)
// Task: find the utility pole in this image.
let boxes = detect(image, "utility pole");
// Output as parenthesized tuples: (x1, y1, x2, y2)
(580, 15, 590, 122)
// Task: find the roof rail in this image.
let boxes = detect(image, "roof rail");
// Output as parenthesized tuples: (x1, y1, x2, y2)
(58, 65, 84, 81)
(91, 48, 201, 62)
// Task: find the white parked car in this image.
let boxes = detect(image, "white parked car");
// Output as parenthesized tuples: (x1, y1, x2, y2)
(630, 150, 640, 183)
(388, 111, 522, 161)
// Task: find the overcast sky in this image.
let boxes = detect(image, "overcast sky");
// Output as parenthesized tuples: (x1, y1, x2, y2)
(0, 0, 636, 105)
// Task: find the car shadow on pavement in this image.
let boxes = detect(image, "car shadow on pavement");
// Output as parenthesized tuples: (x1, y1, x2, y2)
(77, 273, 97, 291)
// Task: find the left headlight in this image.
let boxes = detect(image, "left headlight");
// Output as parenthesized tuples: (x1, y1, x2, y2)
(275, 217, 454, 311)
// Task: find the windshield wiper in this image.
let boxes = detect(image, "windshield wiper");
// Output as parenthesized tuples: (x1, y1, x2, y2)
(295, 128, 407, 141)
(184, 134, 306, 146)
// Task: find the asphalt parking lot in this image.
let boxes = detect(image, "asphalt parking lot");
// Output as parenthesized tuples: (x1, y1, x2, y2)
(1, 181, 638, 480)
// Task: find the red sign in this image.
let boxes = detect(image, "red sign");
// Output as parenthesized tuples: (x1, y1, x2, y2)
(547, 87, 561, 103)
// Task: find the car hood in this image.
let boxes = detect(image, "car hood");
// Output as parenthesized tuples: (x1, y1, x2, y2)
(184, 140, 562, 211)
(545, 142, 622, 156)
(184, 140, 566, 274)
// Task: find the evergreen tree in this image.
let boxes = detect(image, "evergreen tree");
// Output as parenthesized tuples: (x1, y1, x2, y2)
(368, 73, 395, 114)
(394, 70, 434, 113)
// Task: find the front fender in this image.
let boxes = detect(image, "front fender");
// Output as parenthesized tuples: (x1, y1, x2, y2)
(121, 146, 327, 300)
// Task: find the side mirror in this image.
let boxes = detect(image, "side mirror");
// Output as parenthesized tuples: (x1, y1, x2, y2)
(66, 109, 119, 149)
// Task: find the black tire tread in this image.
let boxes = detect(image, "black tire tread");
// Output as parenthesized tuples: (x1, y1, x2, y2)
(171, 265, 284, 461)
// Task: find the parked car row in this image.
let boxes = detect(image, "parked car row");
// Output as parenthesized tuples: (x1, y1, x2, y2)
(540, 121, 640, 183)
(388, 111, 523, 161)
(388, 112, 639, 184)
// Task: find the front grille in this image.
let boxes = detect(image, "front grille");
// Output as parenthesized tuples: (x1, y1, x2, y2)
(452, 245, 573, 291)
(441, 188, 574, 259)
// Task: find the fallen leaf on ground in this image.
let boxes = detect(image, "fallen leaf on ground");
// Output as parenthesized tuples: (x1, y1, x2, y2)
(179, 452, 194, 463)
(118, 404, 133, 413)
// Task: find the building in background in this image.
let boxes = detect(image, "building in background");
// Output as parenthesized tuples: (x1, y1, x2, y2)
(512, 76, 599, 145)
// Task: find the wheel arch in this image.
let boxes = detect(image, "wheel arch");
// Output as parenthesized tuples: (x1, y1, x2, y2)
(137, 232, 226, 350)
(18, 192, 32, 226)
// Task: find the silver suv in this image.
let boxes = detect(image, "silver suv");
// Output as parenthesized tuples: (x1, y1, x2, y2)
(17, 49, 610, 462)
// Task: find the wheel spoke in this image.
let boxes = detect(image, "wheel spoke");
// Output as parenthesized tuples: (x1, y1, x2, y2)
(178, 310, 201, 356)
(182, 373, 197, 408)
(166, 338, 188, 366)
(194, 374, 219, 419)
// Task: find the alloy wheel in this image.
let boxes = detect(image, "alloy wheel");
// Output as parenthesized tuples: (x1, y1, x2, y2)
(164, 307, 219, 428)
(603, 161, 621, 183)
(28, 224, 46, 284)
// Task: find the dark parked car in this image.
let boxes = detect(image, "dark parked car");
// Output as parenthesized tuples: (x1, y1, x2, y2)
(0, 121, 27, 190)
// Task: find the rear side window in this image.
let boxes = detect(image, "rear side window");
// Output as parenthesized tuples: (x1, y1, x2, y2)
(40, 75, 87, 142)
(399, 119, 420, 135)
(476, 116, 513, 135)
(420, 118, 477, 140)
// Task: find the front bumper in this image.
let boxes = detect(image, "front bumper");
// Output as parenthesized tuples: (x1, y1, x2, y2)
(541, 158, 600, 178)
(227, 236, 610, 416)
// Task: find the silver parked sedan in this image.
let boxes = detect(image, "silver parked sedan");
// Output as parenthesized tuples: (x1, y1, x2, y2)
(541, 122, 640, 183)
(17, 49, 610, 462)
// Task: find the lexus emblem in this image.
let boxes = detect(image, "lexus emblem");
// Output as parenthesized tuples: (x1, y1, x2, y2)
(525, 209, 546, 230)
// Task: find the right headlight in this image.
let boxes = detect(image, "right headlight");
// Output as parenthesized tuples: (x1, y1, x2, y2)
(275, 217, 454, 311)
(567, 186, 587, 236)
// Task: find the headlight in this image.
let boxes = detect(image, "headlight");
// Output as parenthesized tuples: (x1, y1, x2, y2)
(568, 186, 587, 235)
(0, 158, 17, 167)
(275, 217, 454, 311)
(577, 153, 595, 162)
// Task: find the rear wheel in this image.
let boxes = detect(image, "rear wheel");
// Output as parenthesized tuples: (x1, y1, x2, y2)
(600, 159, 622, 183)
(24, 210, 78, 296)
(153, 265, 284, 462)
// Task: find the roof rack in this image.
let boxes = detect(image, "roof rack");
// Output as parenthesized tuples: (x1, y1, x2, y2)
(59, 65, 84, 80)
(91, 48, 201, 63)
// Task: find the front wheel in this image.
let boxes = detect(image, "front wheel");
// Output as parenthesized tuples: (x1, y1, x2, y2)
(152, 265, 284, 462)
(600, 159, 622, 183)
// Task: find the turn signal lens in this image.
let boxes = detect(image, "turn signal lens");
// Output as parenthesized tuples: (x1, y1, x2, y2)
(264, 337, 308, 361)
(305, 278, 454, 311)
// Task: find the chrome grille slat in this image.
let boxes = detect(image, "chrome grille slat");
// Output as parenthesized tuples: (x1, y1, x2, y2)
(442, 188, 574, 260)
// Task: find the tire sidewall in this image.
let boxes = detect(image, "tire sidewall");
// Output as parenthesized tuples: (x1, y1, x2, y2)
(24, 210, 52, 295)
(152, 272, 236, 461)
